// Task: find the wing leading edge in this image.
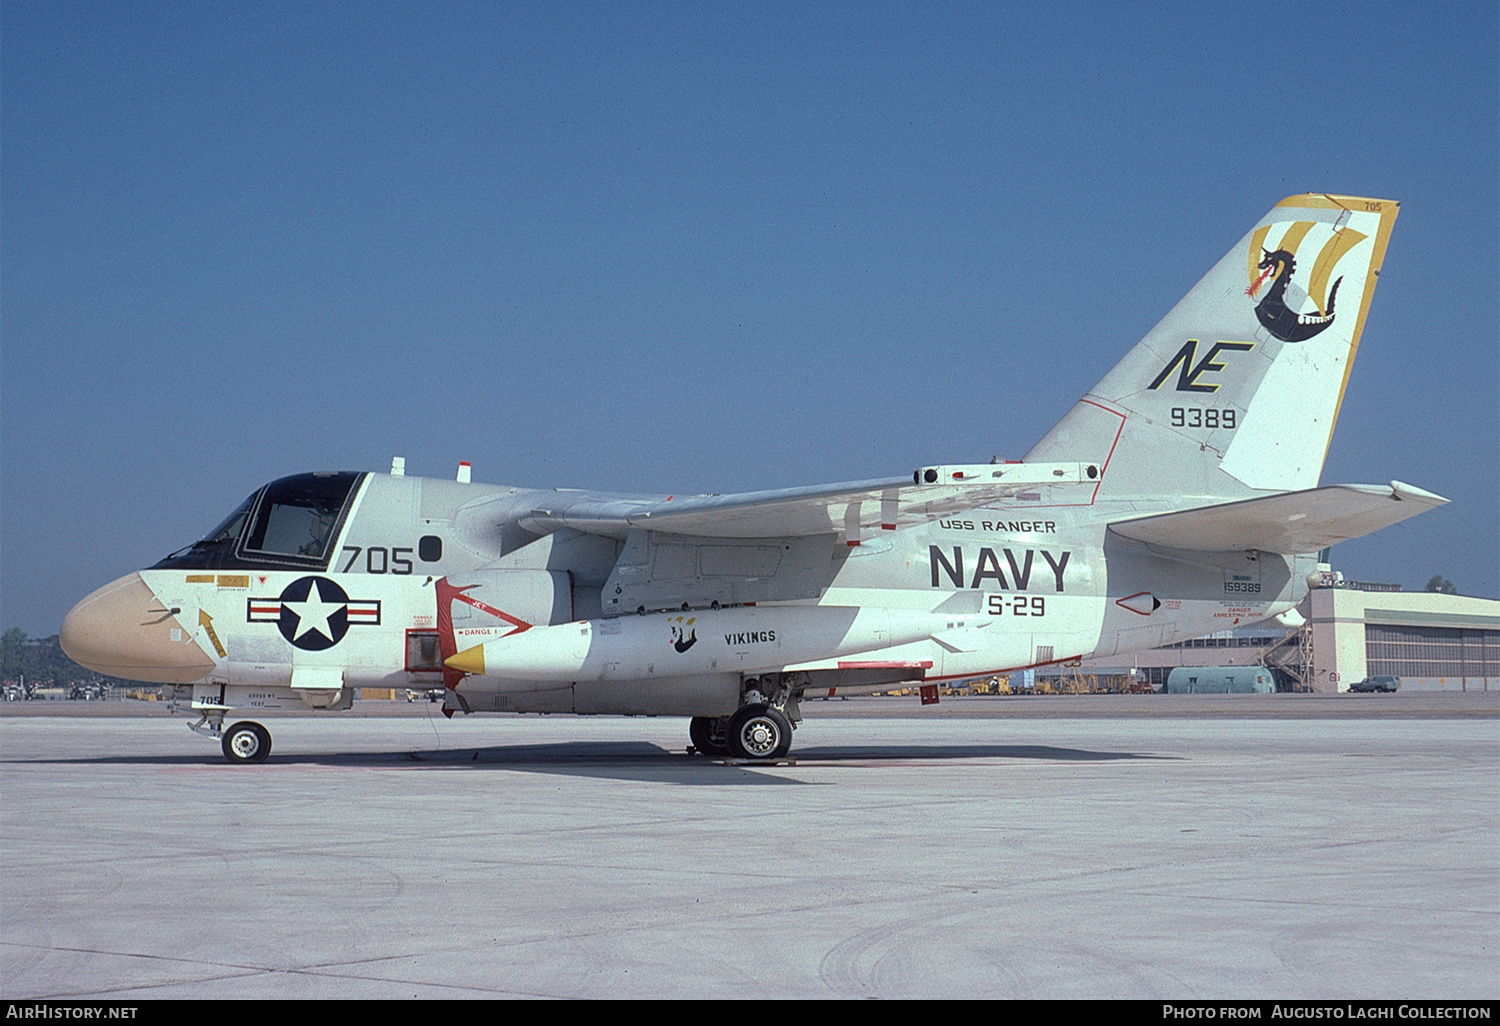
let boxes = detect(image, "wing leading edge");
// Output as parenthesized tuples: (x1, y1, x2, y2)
(519, 462, 1099, 540)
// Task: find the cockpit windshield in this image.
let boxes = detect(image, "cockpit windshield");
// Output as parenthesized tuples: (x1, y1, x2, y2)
(201, 493, 257, 547)
(151, 472, 365, 571)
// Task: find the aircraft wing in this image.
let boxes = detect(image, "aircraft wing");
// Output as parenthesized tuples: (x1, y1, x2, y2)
(518, 462, 1099, 539)
(1107, 481, 1449, 554)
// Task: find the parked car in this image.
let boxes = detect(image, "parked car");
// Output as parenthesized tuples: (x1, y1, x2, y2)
(1348, 675, 1401, 693)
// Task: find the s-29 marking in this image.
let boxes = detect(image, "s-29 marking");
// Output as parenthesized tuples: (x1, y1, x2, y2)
(987, 595, 1046, 616)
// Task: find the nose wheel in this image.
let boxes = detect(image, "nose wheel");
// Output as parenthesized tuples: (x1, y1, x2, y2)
(221, 721, 272, 764)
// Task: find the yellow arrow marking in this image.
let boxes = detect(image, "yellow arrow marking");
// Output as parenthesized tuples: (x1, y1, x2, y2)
(198, 609, 227, 658)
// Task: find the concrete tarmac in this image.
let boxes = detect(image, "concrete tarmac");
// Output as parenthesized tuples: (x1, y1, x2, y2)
(1, 695, 1495, 999)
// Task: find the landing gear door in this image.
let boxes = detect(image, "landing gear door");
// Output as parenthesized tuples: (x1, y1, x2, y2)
(290, 666, 352, 709)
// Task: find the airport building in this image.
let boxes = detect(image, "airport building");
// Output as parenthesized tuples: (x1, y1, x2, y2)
(1077, 580, 1500, 692)
(1305, 584, 1500, 691)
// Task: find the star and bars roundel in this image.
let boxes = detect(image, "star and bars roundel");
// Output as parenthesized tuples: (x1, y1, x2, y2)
(247, 576, 382, 651)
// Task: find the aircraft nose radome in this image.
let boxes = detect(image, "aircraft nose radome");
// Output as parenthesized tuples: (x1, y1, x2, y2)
(60, 572, 216, 684)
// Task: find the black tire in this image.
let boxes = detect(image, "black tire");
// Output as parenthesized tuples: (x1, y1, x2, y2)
(689, 716, 730, 757)
(222, 721, 271, 764)
(727, 704, 792, 760)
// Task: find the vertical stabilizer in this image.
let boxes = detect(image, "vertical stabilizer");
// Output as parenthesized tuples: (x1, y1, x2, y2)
(1025, 194, 1398, 504)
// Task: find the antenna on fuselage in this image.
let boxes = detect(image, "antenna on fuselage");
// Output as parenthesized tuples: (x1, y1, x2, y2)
(390, 456, 406, 477)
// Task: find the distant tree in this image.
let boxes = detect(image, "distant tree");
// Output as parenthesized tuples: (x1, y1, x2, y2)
(2, 627, 27, 678)
(1424, 575, 1458, 595)
(1, 628, 135, 686)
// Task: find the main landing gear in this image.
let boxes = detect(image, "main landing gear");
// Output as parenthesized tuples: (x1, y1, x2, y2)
(727, 704, 792, 760)
(689, 715, 730, 757)
(690, 677, 797, 761)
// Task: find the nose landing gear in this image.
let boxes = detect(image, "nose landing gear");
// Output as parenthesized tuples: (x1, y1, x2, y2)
(184, 706, 273, 765)
(221, 721, 272, 764)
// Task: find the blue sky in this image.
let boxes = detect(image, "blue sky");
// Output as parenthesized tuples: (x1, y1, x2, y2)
(3, 1, 1497, 635)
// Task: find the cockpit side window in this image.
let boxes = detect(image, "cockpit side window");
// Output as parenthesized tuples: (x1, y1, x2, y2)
(246, 502, 336, 557)
(243, 473, 362, 561)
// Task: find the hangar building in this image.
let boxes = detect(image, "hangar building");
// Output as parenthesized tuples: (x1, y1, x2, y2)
(1078, 580, 1499, 692)
(1304, 585, 1499, 691)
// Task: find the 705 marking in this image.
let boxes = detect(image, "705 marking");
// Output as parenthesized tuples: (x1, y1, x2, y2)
(340, 546, 413, 574)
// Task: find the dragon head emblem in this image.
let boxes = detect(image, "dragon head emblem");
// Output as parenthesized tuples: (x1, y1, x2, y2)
(1246, 246, 1340, 343)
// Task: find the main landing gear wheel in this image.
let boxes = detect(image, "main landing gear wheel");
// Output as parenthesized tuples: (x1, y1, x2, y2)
(727, 704, 792, 761)
(689, 716, 730, 757)
(222, 721, 271, 764)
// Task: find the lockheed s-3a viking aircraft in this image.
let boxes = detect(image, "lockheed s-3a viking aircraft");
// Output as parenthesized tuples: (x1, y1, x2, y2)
(62, 194, 1446, 763)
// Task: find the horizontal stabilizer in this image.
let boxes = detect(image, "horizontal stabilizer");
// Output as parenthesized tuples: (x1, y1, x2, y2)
(1107, 481, 1448, 553)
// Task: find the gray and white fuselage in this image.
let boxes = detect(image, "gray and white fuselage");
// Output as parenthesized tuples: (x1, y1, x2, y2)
(60, 193, 1446, 761)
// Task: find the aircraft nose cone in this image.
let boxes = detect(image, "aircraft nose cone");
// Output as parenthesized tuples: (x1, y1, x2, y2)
(60, 573, 216, 684)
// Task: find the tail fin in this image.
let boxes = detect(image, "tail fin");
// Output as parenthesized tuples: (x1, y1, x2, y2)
(1025, 194, 1399, 503)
